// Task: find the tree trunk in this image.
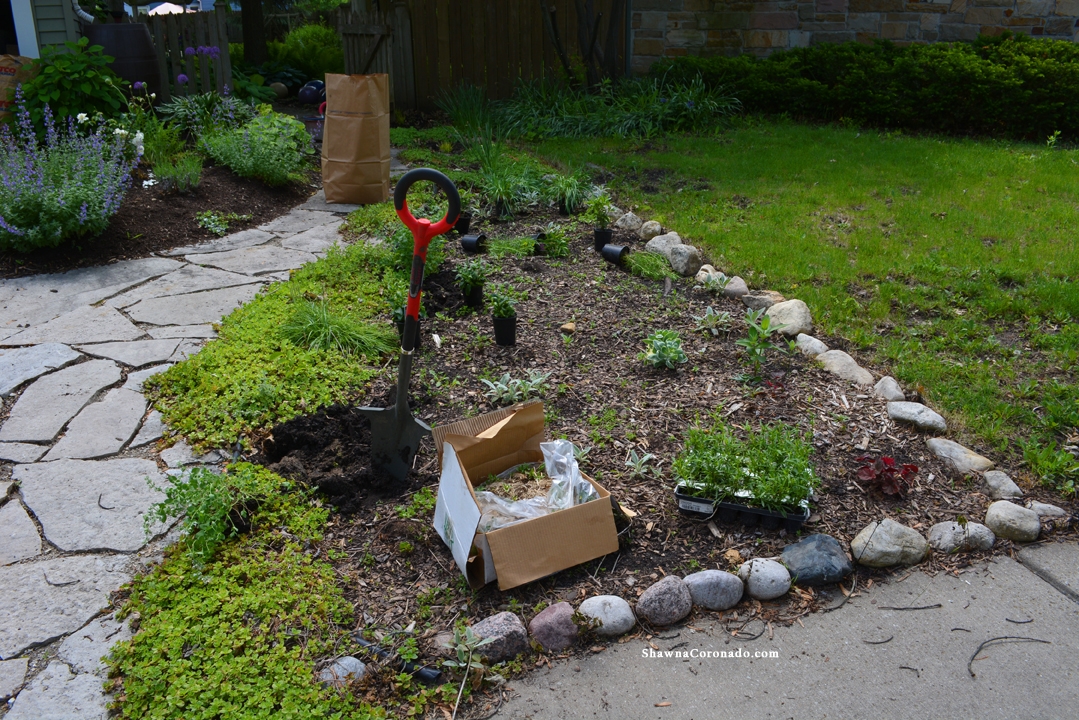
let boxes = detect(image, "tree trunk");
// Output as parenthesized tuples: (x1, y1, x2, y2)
(240, 0, 268, 65)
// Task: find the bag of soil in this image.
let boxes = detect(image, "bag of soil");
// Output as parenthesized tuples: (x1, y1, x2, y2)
(320, 73, 390, 205)
(0, 56, 37, 121)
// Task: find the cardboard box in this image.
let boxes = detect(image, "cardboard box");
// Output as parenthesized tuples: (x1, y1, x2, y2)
(432, 402, 619, 590)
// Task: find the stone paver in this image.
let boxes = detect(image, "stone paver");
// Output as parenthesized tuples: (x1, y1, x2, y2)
(123, 365, 171, 392)
(0, 501, 41, 565)
(299, 189, 361, 214)
(0, 481, 10, 497)
(164, 228, 275, 256)
(0, 305, 144, 347)
(0, 360, 121, 443)
(185, 245, 317, 276)
(259, 210, 338, 235)
(4, 661, 109, 720)
(125, 284, 264, 326)
(76, 339, 181, 367)
(106, 265, 263, 308)
(58, 615, 132, 676)
(0, 657, 28, 700)
(146, 324, 217, 339)
(130, 410, 166, 448)
(43, 388, 148, 460)
(280, 223, 342, 254)
(15, 458, 169, 552)
(160, 439, 221, 468)
(0, 554, 130, 658)
(0, 443, 47, 463)
(0, 344, 82, 396)
(169, 338, 206, 362)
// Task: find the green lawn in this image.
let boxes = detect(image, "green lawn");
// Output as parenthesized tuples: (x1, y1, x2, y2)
(534, 120, 1079, 493)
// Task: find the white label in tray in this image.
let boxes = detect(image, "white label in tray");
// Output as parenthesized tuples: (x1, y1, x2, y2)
(679, 498, 713, 514)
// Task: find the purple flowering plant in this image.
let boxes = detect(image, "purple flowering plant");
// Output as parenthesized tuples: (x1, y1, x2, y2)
(0, 89, 139, 252)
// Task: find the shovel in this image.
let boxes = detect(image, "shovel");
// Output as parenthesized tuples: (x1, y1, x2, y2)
(358, 168, 460, 485)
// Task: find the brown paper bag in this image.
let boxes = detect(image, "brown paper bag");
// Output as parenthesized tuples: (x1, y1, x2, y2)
(321, 73, 390, 205)
(0, 56, 36, 121)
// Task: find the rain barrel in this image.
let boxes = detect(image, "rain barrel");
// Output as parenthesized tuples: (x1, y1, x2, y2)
(82, 23, 160, 99)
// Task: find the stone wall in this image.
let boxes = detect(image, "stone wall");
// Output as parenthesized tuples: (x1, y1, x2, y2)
(631, 0, 1079, 73)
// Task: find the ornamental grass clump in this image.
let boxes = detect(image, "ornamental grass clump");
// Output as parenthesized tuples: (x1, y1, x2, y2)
(0, 93, 139, 252)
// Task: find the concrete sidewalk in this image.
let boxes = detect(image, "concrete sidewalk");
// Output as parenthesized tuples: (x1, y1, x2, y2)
(502, 545, 1079, 720)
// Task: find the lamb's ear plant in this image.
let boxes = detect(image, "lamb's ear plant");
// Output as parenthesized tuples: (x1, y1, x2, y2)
(701, 273, 731, 293)
(693, 306, 732, 337)
(444, 626, 503, 720)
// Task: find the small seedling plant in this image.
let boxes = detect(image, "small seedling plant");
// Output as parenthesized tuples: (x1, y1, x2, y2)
(693, 306, 732, 337)
(856, 456, 919, 496)
(625, 448, 657, 478)
(640, 329, 688, 369)
(481, 370, 550, 405)
(196, 211, 252, 237)
(583, 193, 613, 229)
(736, 307, 788, 378)
(489, 287, 518, 318)
(444, 626, 503, 719)
(454, 258, 489, 294)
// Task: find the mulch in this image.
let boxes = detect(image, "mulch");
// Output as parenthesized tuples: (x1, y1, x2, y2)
(0, 163, 312, 279)
(247, 211, 1078, 717)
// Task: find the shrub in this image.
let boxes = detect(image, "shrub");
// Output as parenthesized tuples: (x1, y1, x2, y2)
(200, 106, 312, 186)
(154, 152, 202, 193)
(0, 97, 138, 252)
(269, 24, 344, 81)
(157, 91, 256, 136)
(17, 37, 128, 131)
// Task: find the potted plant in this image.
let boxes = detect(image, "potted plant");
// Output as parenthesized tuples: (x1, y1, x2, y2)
(455, 258, 489, 309)
(489, 286, 518, 346)
(584, 195, 614, 251)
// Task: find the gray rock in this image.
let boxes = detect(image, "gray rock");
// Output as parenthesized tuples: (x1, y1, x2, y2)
(887, 401, 947, 434)
(694, 264, 723, 284)
(126, 284, 263, 326)
(123, 364, 172, 392)
(684, 569, 743, 610)
(781, 534, 853, 587)
(160, 439, 221, 468)
(816, 350, 874, 386)
(528, 601, 578, 652)
(75, 339, 181, 367)
(635, 575, 692, 626)
(15, 458, 169, 552)
(644, 232, 681, 259)
(280, 223, 342, 254)
(796, 333, 829, 357)
(983, 470, 1023, 499)
(613, 212, 643, 233)
(0, 344, 82, 396)
(984, 501, 1041, 542)
(638, 220, 663, 241)
(0, 305, 144, 347)
(58, 614, 132, 676)
(928, 521, 995, 554)
(722, 276, 749, 298)
(577, 595, 635, 637)
(300, 189, 361, 214)
(850, 519, 929, 567)
(1028, 501, 1066, 518)
(471, 611, 528, 663)
(0, 657, 28, 700)
(0, 553, 130, 658)
(0, 443, 47, 463)
(926, 438, 994, 474)
(0, 501, 41, 565)
(4, 661, 109, 719)
(874, 376, 905, 402)
(318, 656, 366, 688)
(165, 228, 275, 256)
(741, 290, 785, 310)
(738, 559, 791, 600)
(0, 360, 121, 443)
(106, 265, 263, 309)
(186, 246, 316, 276)
(42, 388, 147, 460)
(259, 210, 339, 235)
(765, 299, 812, 337)
(669, 245, 703, 277)
(146, 325, 217, 339)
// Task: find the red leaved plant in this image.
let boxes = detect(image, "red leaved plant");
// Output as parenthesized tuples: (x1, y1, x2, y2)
(856, 456, 918, 496)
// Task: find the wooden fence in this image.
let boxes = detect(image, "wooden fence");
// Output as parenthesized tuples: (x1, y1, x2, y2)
(339, 4, 416, 109)
(144, 7, 234, 103)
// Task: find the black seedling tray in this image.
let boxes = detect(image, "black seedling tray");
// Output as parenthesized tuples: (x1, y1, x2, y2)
(674, 484, 809, 533)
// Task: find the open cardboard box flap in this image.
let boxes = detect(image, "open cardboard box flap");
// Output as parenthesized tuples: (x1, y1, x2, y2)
(432, 402, 619, 590)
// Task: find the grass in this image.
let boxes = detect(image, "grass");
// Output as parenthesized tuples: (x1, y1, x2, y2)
(281, 301, 397, 357)
(534, 119, 1079, 493)
(626, 250, 677, 280)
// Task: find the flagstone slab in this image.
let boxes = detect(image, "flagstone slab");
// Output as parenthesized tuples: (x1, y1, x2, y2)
(122, 365, 171, 392)
(168, 338, 206, 362)
(0, 344, 83, 396)
(0, 501, 41, 565)
(0, 361, 121, 443)
(75, 339, 181, 367)
(0, 443, 48, 463)
(106, 265, 263, 308)
(280, 223, 342, 254)
(0, 306, 145, 347)
(0, 657, 28, 700)
(129, 410, 166, 448)
(146, 324, 217, 339)
(58, 614, 132, 676)
(125, 284, 263, 326)
(43, 388, 147, 460)
(185, 245, 316, 276)
(299, 189, 361, 214)
(4, 661, 109, 719)
(259, 210, 339, 235)
(15, 458, 169, 552)
(0, 553, 130, 658)
(163, 228, 275, 256)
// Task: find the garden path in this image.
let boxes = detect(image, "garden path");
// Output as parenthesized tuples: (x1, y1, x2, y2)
(0, 202, 357, 717)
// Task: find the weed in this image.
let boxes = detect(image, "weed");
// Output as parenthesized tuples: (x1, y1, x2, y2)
(488, 237, 536, 258)
(398, 540, 414, 555)
(396, 487, 437, 519)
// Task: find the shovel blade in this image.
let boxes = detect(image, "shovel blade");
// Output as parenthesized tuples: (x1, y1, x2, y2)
(356, 405, 431, 486)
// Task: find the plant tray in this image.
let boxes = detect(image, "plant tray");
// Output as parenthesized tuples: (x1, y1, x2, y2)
(673, 483, 810, 533)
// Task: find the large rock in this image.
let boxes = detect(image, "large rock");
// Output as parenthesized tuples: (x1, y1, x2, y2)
(984, 501, 1040, 542)
(318, 656, 366, 688)
(816, 350, 874, 386)
(528, 601, 578, 652)
(106, 265, 263, 309)
(4, 661, 109, 720)
(887, 401, 947, 434)
(928, 521, 995, 554)
(0, 501, 41, 566)
(0, 305, 144, 347)
(125, 284, 264, 326)
(983, 470, 1023, 499)
(577, 595, 635, 637)
(723, 276, 749, 298)
(0, 344, 82, 396)
(781, 533, 853, 587)
(873, 376, 905, 401)
(15, 458, 170, 552)
(796, 334, 829, 357)
(75, 339, 181, 368)
(850, 519, 928, 567)
(765, 299, 812, 337)
(635, 575, 692, 626)
(42, 388, 147, 460)
(0, 553, 130, 658)
(669, 245, 703, 277)
(1028, 501, 1066, 518)
(926, 438, 994, 474)
(0, 657, 28, 700)
(471, 612, 528, 663)
(644, 232, 681, 259)
(123, 364, 172, 392)
(738, 559, 791, 600)
(741, 290, 785, 310)
(683, 569, 743, 610)
(613, 212, 643, 233)
(638, 220, 663, 241)
(0, 360, 121, 443)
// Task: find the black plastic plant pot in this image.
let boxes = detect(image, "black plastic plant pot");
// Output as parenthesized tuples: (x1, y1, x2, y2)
(593, 228, 613, 252)
(455, 212, 472, 235)
(601, 244, 629, 265)
(674, 483, 809, 533)
(492, 314, 517, 346)
(461, 233, 487, 254)
(463, 284, 484, 308)
(395, 316, 421, 352)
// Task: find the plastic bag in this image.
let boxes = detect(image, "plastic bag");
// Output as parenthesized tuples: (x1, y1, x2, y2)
(475, 492, 549, 532)
(542, 439, 598, 510)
